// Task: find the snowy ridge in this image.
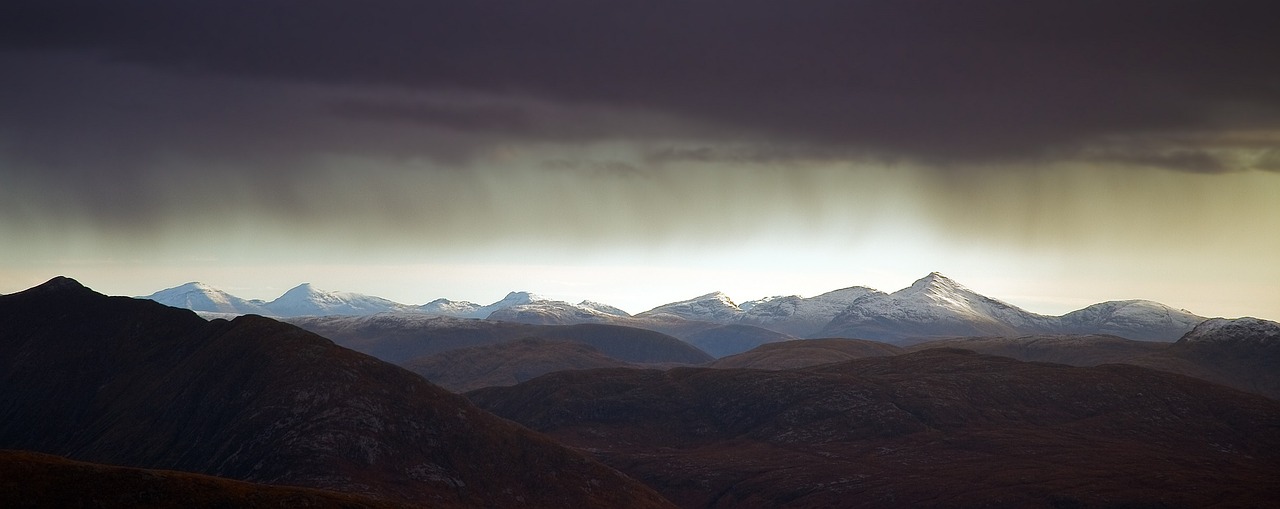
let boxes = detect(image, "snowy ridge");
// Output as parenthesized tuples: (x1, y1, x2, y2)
(487, 303, 615, 325)
(737, 286, 878, 337)
(578, 300, 631, 317)
(262, 283, 414, 317)
(419, 298, 484, 318)
(1059, 300, 1205, 341)
(636, 291, 744, 322)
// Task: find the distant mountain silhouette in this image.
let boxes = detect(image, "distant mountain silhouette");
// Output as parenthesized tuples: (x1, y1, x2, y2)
(0, 277, 674, 508)
(402, 338, 632, 392)
(287, 314, 712, 364)
(470, 349, 1280, 508)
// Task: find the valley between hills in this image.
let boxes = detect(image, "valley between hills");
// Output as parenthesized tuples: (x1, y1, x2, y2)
(3, 275, 1278, 508)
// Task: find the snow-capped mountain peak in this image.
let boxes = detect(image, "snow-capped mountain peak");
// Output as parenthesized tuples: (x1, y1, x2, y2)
(890, 272, 999, 317)
(141, 282, 270, 315)
(893, 272, 975, 301)
(820, 273, 1052, 342)
(264, 283, 409, 317)
(492, 291, 549, 307)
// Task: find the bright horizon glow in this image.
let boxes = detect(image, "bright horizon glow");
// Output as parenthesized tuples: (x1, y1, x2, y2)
(3, 247, 1274, 321)
(5, 165, 1278, 320)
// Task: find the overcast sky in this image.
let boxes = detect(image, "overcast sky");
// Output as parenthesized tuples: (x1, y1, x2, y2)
(2, 1, 1278, 318)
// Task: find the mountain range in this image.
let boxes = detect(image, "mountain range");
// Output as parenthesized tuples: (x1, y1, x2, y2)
(4, 277, 1279, 507)
(142, 272, 1208, 351)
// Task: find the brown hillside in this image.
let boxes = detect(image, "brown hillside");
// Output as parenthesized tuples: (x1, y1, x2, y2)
(470, 349, 1280, 509)
(907, 334, 1166, 366)
(709, 338, 903, 369)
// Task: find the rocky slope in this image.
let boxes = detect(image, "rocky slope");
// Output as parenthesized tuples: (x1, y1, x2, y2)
(0, 277, 674, 508)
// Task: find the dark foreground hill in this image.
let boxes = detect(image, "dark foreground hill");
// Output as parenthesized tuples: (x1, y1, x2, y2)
(0, 278, 674, 508)
(403, 338, 633, 392)
(469, 349, 1280, 509)
(0, 450, 414, 509)
(288, 314, 712, 364)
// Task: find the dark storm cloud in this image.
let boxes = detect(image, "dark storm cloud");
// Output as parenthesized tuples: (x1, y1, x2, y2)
(4, 0, 1280, 256)
(3, 0, 1278, 168)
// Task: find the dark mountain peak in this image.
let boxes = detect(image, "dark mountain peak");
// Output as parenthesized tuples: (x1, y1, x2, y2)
(20, 276, 92, 297)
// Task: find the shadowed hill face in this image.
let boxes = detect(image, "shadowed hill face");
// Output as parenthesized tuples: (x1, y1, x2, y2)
(0, 450, 420, 509)
(709, 338, 903, 370)
(468, 349, 1280, 509)
(681, 324, 793, 358)
(288, 314, 712, 364)
(0, 278, 675, 509)
(402, 338, 633, 392)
